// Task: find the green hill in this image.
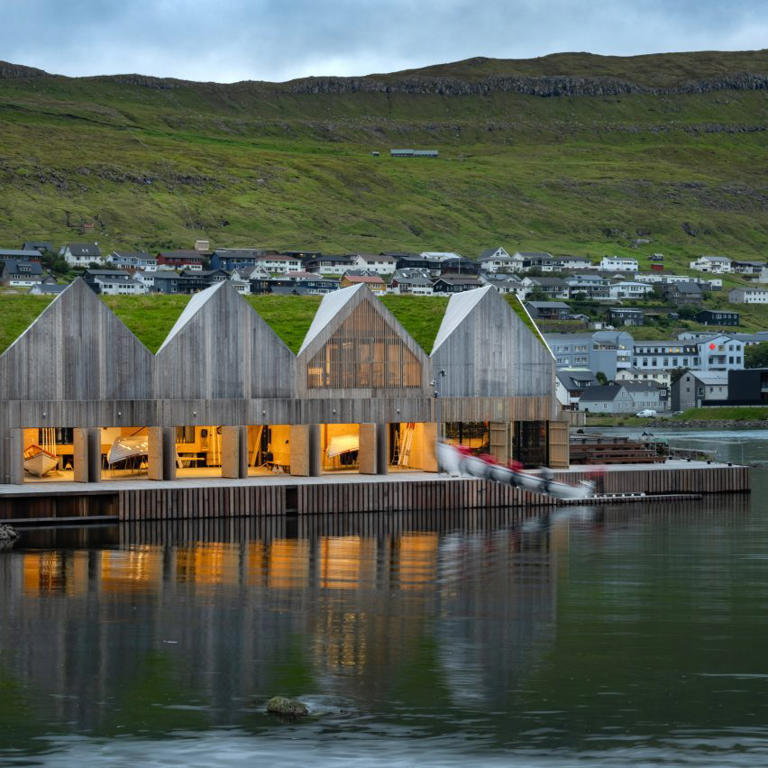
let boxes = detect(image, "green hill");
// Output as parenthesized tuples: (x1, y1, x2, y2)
(0, 50, 767, 265)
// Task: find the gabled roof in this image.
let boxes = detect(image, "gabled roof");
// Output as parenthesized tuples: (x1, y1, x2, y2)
(432, 286, 490, 354)
(579, 384, 626, 402)
(0, 278, 153, 400)
(299, 284, 363, 355)
(65, 243, 101, 257)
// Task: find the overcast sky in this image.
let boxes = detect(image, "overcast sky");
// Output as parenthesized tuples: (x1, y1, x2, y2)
(2, 0, 766, 82)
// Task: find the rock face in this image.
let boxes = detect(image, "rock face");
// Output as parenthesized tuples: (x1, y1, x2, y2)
(266, 696, 309, 717)
(0, 524, 19, 543)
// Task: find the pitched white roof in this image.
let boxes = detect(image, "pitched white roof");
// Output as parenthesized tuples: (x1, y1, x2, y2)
(430, 285, 491, 354)
(157, 282, 222, 354)
(298, 283, 363, 355)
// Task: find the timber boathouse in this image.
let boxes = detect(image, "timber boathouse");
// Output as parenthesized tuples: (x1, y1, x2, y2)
(0, 280, 748, 522)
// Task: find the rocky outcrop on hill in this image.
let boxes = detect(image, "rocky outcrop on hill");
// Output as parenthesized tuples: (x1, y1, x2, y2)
(285, 73, 768, 98)
(0, 62, 48, 79)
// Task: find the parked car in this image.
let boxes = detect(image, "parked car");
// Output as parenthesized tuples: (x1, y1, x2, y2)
(635, 409, 657, 418)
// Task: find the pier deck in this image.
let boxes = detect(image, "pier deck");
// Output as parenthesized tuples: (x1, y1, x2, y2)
(0, 461, 750, 524)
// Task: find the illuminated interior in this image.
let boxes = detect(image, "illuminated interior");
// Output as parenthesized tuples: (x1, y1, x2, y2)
(387, 422, 434, 471)
(100, 427, 150, 480)
(22, 427, 75, 483)
(246, 425, 292, 476)
(321, 423, 360, 472)
(174, 425, 226, 477)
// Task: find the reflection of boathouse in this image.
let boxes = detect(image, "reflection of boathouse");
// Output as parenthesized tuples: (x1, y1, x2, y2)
(0, 279, 564, 486)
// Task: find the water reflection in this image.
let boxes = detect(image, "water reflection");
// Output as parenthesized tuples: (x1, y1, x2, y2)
(0, 492, 766, 765)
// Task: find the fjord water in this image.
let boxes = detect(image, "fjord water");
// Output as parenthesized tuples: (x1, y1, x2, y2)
(1, 432, 768, 767)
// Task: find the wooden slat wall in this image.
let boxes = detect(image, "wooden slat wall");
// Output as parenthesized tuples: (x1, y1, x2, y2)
(155, 282, 296, 400)
(0, 279, 154, 401)
(430, 288, 556, 413)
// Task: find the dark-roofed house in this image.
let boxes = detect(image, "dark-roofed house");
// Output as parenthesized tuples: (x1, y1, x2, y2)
(156, 250, 205, 271)
(60, 243, 103, 268)
(525, 301, 571, 320)
(695, 309, 739, 327)
(0, 248, 42, 262)
(22, 241, 53, 255)
(83, 269, 145, 295)
(210, 248, 276, 271)
(556, 370, 600, 409)
(608, 307, 645, 327)
(151, 271, 209, 294)
(0, 259, 44, 287)
(432, 276, 483, 295)
(577, 383, 635, 413)
(479, 247, 521, 273)
(523, 276, 570, 299)
(659, 282, 703, 305)
(108, 251, 157, 271)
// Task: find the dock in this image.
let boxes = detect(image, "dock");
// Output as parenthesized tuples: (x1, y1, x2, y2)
(0, 460, 750, 525)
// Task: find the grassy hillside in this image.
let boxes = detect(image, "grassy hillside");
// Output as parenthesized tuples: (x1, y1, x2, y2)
(0, 51, 767, 265)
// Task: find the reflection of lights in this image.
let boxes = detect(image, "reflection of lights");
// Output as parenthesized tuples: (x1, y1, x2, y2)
(246, 541, 266, 586)
(175, 543, 238, 586)
(268, 540, 309, 589)
(397, 533, 439, 590)
(23, 552, 89, 596)
(314, 610, 368, 674)
(101, 547, 162, 591)
(320, 536, 362, 590)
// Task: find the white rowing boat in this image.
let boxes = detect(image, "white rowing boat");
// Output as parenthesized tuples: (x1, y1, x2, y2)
(108, 435, 149, 465)
(23, 445, 58, 477)
(437, 442, 594, 500)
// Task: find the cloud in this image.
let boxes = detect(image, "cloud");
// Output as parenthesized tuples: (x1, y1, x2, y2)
(0, 0, 765, 82)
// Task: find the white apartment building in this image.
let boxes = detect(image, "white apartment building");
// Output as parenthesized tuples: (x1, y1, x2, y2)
(353, 254, 397, 275)
(689, 255, 731, 274)
(608, 281, 654, 299)
(254, 255, 302, 273)
(599, 256, 638, 272)
(728, 287, 768, 304)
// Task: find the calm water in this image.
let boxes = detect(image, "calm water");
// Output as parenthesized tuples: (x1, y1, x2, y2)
(2, 431, 768, 767)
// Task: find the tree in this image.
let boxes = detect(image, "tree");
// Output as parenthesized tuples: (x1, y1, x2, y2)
(670, 368, 688, 385)
(745, 342, 768, 369)
(596, 371, 608, 385)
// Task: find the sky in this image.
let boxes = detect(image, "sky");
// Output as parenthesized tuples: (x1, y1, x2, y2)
(1, 0, 766, 83)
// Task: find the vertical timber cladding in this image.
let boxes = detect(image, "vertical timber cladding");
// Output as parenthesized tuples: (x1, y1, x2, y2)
(154, 281, 296, 401)
(430, 286, 562, 463)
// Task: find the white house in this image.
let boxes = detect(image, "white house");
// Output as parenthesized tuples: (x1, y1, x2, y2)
(729, 287, 768, 304)
(599, 256, 638, 272)
(60, 243, 103, 268)
(689, 255, 731, 274)
(352, 254, 397, 276)
(254, 255, 302, 273)
(479, 247, 523, 273)
(608, 281, 654, 300)
(84, 269, 147, 295)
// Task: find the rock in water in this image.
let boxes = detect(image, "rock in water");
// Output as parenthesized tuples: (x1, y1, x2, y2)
(266, 696, 309, 717)
(0, 524, 19, 542)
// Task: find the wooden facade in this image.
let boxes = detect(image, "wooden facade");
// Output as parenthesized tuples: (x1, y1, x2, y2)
(0, 281, 564, 484)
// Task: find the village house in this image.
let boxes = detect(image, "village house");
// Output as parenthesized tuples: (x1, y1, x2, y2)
(556, 370, 600, 410)
(60, 242, 103, 268)
(672, 371, 729, 411)
(432, 275, 484, 295)
(577, 384, 636, 413)
(388, 271, 434, 296)
(108, 251, 157, 271)
(339, 272, 386, 294)
(304, 254, 356, 276)
(695, 309, 740, 326)
(689, 255, 732, 274)
(615, 367, 671, 389)
(522, 276, 570, 300)
(0, 258, 44, 287)
(352, 254, 397, 276)
(728, 287, 768, 304)
(608, 307, 645, 327)
(730, 259, 766, 275)
(83, 269, 146, 295)
(608, 281, 654, 300)
(599, 256, 638, 272)
(478, 246, 520, 272)
(156, 250, 204, 271)
(525, 301, 571, 321)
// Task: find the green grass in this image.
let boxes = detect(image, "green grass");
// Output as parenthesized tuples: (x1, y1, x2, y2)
(0, 295, 52, 353)
(102, 294, 190, 353)
(1, 52, 767, 263)
(672, 406, 768, 421)
(380, 295, 449, 353)
(245, 295, 322, 352)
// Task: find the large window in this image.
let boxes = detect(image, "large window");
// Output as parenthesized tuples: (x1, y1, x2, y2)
(307, 303, 421, 389)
